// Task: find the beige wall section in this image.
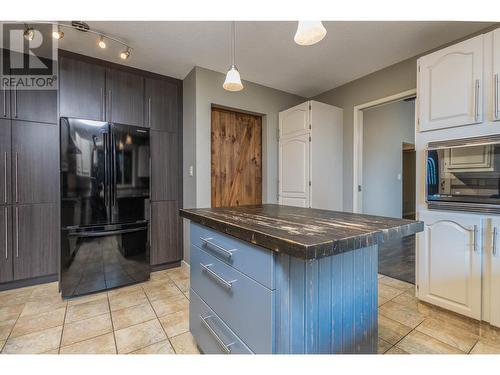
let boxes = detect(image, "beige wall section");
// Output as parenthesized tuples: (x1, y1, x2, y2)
(182, 66, 305, 262)
(313, 57, 417, 211)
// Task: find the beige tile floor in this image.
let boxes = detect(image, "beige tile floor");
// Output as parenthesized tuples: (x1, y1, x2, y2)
(1, 265, 499, 354)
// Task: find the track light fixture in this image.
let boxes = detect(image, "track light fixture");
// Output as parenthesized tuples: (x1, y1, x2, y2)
(120, 48, 131, 60)
(23, 25, 35, 41)
(28, 22, 133, 61)
(98, 35, 106, 49)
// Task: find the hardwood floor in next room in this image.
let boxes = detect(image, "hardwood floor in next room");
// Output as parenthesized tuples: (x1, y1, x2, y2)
(1, 264, 500, 354)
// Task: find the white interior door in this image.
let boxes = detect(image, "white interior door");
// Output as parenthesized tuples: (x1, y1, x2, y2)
(418, 35, 483, 132)
(279, 134, 310, 208)
(417, 210, 482, 319)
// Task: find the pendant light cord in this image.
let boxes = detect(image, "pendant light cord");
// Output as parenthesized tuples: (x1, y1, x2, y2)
(232, 21, 236, 68)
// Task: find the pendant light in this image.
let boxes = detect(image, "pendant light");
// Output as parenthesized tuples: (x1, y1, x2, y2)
(294, 21, 327, 46)
(223, 21, 243, 92)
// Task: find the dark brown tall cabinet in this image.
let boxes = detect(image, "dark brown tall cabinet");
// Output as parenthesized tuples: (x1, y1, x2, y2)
(146, 76, 182, 267)
(59, 51, 183, 270)
(0, 91, 58, 288)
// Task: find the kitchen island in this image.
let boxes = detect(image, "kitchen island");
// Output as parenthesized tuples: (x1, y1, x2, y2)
(180, 204, 423, 354)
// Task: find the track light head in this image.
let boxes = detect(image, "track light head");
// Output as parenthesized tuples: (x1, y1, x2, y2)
(120, 48, 130, 60)
(23, 26, 35, 41)
(52, 27, 64, 40)
(98, 36, 106, 49)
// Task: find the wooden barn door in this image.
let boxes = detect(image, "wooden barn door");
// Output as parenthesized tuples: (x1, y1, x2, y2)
(211, 107, 262, 208)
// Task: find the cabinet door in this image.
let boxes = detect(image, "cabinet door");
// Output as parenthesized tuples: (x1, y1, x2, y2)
(151, 130, 178, 201)
(59, 55, 106, 121)
(0, 206, 13, 283)
(150, 201, 181, 265)
(13, 203, 58, 280)
(485, 217, 500, 328)
(12, 87, 57, 124)
(106, 68, 144, 126)
(418, 35, 483, 132)
(0, 119, 11, 205)
(417, 210, 482, 319)
(493, 28, 500, 121)
(145, 78, 179, 132)
(1, 85, 10, 119)
(278, 133, 310, 208)
(12, 121, 59, 204)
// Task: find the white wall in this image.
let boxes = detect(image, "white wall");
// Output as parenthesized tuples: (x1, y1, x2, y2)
(182, 66, 305, 262)
(362, 100, 415, 218)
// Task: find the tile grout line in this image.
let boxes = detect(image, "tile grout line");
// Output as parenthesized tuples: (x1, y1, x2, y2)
(105, 293, 119, 354)
(57, 302, 69, 354)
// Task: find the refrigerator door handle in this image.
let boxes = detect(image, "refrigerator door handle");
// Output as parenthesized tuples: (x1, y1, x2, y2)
(112, 133, 117, 207)
(67, 226, 148, 238)
(103, 132, 108, 208)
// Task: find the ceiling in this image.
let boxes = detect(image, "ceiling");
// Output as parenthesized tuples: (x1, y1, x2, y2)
(56, 21, 494, 97)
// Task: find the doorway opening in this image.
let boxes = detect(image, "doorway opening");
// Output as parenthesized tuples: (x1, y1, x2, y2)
(210, 106, 262, 208)
(354, 90, 416, 284)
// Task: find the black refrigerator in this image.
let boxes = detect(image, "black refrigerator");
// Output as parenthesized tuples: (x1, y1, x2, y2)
(60, 118, 151, 298)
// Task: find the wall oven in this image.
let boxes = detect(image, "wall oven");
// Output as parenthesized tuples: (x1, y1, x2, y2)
(426, 135, 500, 214)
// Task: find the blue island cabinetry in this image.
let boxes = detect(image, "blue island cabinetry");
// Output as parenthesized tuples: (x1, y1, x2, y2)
(188, 222, 378, 354)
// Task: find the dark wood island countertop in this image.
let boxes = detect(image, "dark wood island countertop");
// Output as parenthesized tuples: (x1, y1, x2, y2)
(180, 204, 423, 259)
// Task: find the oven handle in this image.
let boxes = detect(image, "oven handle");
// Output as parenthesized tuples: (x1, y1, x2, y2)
(68, 226, 147, 238)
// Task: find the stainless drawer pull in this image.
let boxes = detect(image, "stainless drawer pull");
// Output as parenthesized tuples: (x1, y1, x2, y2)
(200, 315, 235, 354)
(200, 237, 236, 259)
(200, 263, 236, 289)
(493, 227, 498, 256)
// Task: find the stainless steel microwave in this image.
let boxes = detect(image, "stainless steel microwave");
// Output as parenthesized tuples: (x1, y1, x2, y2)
(426, 135, 500, 214)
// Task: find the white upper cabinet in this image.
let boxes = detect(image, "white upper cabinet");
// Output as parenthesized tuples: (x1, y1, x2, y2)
(417, 210, 482, 319)
(492, 28, 500, 121)
(279, 102, 310, 138)
(418, 35, 483, 132)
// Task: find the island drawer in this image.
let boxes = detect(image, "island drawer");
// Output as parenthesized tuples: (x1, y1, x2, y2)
(190, 288, 253, 354)
(190, 223, 275, 289)
(190, 244, 274, 354)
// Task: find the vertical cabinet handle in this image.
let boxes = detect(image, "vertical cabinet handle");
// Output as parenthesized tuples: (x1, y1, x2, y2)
(3, 152, 7, 203)
(4, 208, 7, 260)
(493, 227, 498, 256)
(15, 152, 18, 203)
(473, 225, 478, 253)
(108, 90, 112, 122)
(13, 86, 17, 118)
(100, 87, 105, 121)
(495, 74, 499, 120)
(15, 207, 19, 258)
(474, 79, 480, 122)
(148, 98, 152, 127)
(2, 86, 6, 117)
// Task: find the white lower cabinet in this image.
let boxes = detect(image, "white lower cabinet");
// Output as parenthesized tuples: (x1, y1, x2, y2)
(482, 217, 500, 327)
(417, 210, 482, 319)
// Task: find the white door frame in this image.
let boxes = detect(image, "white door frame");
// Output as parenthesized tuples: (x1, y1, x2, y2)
(352, 89, 417, 213)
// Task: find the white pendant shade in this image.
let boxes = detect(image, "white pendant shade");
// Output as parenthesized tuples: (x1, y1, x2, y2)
(223, 65, 244, 91)
(294, 21, 327, 46)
